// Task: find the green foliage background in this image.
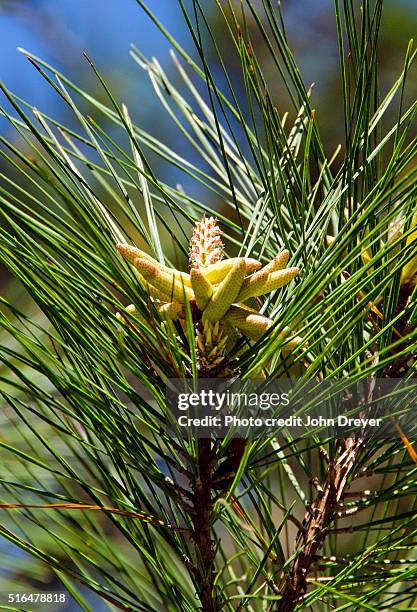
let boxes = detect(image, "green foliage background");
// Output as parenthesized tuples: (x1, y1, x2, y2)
(0, 1, 417, 610)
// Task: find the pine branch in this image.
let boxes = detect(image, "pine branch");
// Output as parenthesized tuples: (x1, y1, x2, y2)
(277, 438, 363, 611)
(191, 438, 217, 611)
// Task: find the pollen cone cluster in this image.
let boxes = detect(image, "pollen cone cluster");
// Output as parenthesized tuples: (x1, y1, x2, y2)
(116, 215, 301, 370)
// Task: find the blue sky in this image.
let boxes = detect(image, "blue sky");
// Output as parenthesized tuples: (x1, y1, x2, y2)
(1, 0, 415, 127)
(0, 0, 189, 115)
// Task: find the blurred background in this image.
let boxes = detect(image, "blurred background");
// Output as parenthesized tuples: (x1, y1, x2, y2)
(2, 0, 416, 170)
(0, 0, 416, 609)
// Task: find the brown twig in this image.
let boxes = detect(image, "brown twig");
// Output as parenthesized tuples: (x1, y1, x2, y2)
(191, 438, 217, 612)
(277, 438, 362, 611)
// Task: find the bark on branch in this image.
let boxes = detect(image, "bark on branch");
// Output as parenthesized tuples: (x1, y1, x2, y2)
(278, 438, 362, 611)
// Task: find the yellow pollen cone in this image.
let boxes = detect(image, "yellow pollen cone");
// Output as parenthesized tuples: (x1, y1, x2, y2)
(191, 268, 213, 310)
(117, 243, 192, 287)
(158, 302, 184, 321)
(116, 243, 157, 265)
(133, 258, 194, 302)
(263, 267, 300, 293)
(237, 267, 299, 301)
(203, 259, 246, 322)
(202, 257, 262, 284)
(225, 305, 272, 340)
(260, 250, 290, 275)
(237, 268, 270, 302)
